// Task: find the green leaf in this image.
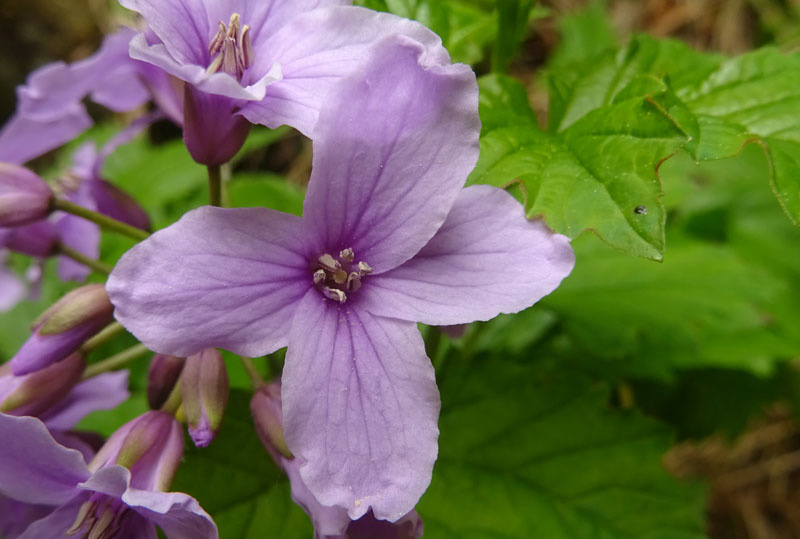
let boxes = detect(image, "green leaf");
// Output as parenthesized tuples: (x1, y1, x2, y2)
(477, 74, 537, 133)
(492, 0, 536, 73)
(171, 390, 312, 538)
(469, 77, 692, 259)
(546, 0, 617, 71)
(420, 355, 706, 538)
(228, 172, 305, 216)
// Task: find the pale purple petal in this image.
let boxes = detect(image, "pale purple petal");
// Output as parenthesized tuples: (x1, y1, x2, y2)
(55, 213, 100, 282)
(0, 262, 25, 313)
(0, 495, 52, 539)
(301, 36, 479, 273)
(17, 28, 147, 118)
(359, 185, 576, 324)
(128, 33, 281, 102)
(108, 206, 311, 357)
(0, 414, 88, 505)
(282, 457, 351, 536)
(0, 107, 92, 165)
(283, 291, 440, 521)
(118, 0, 211, 65)
(41, 371, 131, 431)
(16, 497, 85, 539)
(242, 6, 449, 136)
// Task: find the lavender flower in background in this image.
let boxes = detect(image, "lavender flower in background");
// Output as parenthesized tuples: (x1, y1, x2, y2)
(0, 164, 53, 227)
(119, 0, 451, 165)
(0, 27, 181, 165)
(108, 38, 575, 522)
(0, 251, 25, 313)
(0, 411, 218, 538)
(10, 284, 114, 375)
(147, 353, 185, 409)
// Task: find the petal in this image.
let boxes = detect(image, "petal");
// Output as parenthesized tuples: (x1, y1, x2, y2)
(118, 0, 211, 65)
(41, 371, 131, 431)
(55, 213, 101, 282)
(283, 290, 440, 521)
(16, 496, 85, 539)
(128, 33, 282, 102)
(359, 185, 576, 324)
(0, 494, 53, 539)
(107, 206, 311, 357)
(300, 35, 479, 273)
(0, 107, 92, 165)
(0, 264, 25, 313)
(125, 489, 219, 539)
(0, 414, 88, 505)
(242, 6, 450, 136)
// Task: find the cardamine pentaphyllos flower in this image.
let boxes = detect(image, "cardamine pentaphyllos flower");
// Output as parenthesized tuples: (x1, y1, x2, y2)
(180, 348, 229, 447)
(0, 27, 181, 165)
(119, 0, 451, 165)
(0, 411, 218, 538)
(107, 38, 575, 521)
(11, 284, 115, 375)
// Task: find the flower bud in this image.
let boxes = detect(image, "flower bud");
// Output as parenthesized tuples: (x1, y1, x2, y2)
(0, 163, 53, 226)
(89, 179, 151, 231)
(3, 220, 58, 257)
(147, 353, 185, 409)
(250, 382, 292, 459)
(10, 284, 114, 375)
(0, 352, 85, 417)
(89, 410, 184, 492)
(181, 348, 229, 447)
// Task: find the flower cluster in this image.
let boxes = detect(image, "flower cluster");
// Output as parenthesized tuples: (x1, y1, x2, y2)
(0, 0, 575, 536)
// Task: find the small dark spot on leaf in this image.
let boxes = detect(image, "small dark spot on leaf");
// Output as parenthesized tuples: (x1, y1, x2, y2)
(634, 205, 647, 215)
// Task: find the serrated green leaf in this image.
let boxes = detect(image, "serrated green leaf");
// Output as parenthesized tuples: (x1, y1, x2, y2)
(171, 390, 312, 538)
(470, 81, 691, 259)
(477, 74, 538, 133)
(420, 355, 706, 538)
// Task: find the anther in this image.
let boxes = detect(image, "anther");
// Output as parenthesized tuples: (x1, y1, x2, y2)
(313, 269, 326, 285)
(322, 287, 346, 304)
(339, 248, 354, 262)
(346, 272, 361, 292)
(206, 13, 254, 79)
(357, 261, 373, 276)
(67, 500, 96, 535)
(318, 254, 339, 272)
(333, 268, 348, 285)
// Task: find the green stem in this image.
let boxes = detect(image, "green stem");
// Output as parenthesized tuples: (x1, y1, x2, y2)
(208, 165, 222, 207)
(82, 343, 150, 380)
(58, 243, 113, 274)
(241, 357, 265, 390)
(161, 380, 183, 415)
(53, 198, 150, 241)
(80, 322, 126, 353)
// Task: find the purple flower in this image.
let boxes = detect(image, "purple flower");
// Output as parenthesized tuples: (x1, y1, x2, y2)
(0, 164, 53, 227)
(180, 348, 229, 447)
(0, 251, 25, 313)
(107, 39, 575, 520)
(0, 27, 181, 165)
(0, 411, 218, 538)
(11, 284, 115, 375)
(120, 0, 450, 164)
(147, 353, 186, 409)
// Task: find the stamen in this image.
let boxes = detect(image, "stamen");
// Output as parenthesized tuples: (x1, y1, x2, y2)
(339, 248, 354, 262)
(347, 272, 361, 292)
(333, 268, 348, 285)
(67, 500, 96, 535)
(206, 13, 254, 80)
(357, 261, 373, 276)
(313, 269, 326, 285)
(322, 287, 346, 304)
(88, 507, 116, 539)
(318, 254, 340, 272)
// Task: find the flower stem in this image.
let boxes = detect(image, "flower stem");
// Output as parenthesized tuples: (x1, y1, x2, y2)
(208, 165, 222, 207)
(161, 380, 183, 415)
(82, 343, 150, 380)
(52, 198, 150, 241)
(240, 357, 265, 390)
(81, 322, 126, 353)
(58, 244, 113, 274)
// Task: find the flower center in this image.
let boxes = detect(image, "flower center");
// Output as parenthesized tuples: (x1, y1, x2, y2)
(207, 13, 253, 80)
(312, 248, 372, 304)
(66, 494, 131, 539)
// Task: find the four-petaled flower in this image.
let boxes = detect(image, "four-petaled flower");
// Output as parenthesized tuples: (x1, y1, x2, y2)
(120, 0, 452, 164)
(108, 38, 575, 521)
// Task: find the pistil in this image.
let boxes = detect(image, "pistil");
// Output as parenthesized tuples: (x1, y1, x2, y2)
(207, 13, 253, 80)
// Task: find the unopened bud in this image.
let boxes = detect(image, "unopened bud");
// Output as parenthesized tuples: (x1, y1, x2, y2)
(147, 354, 186, 409)
(181, 349, 229, 447)
(10, 284, 114, 375)
(0, 163, 53, 227)
(3, 220, 58, 257)
(89, 179, 151, 231)
(89, 410, 184, 492)
(250, 382, 292, 459)
(0, 352, 85, 416)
